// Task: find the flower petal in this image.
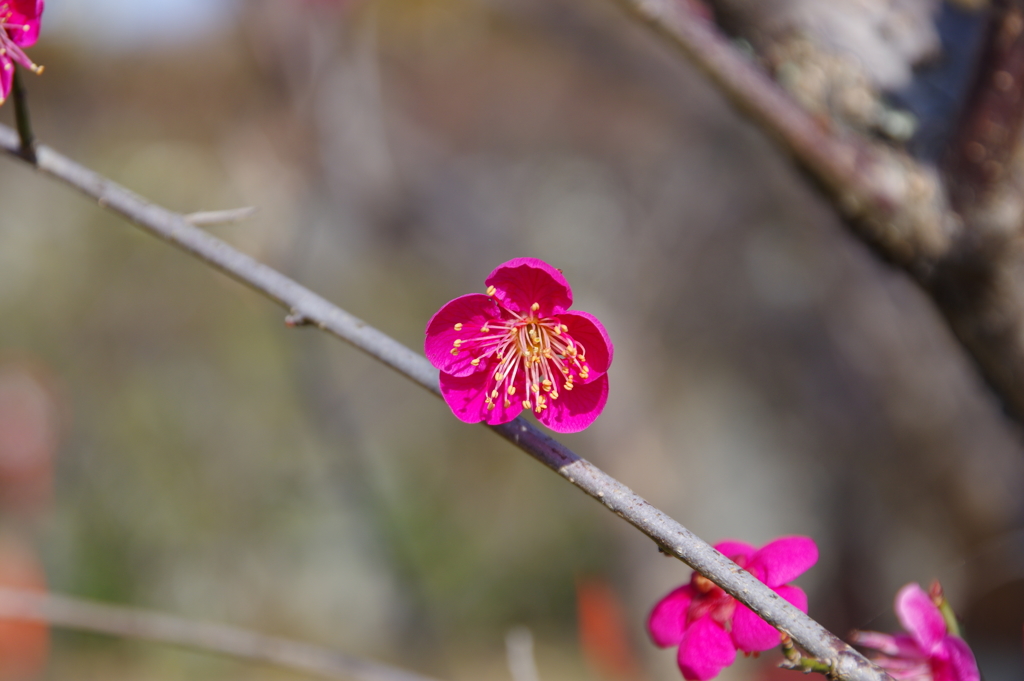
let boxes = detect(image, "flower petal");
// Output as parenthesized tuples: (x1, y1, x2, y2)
(425, 293, 501, 377)
(559, 310, 613, 375)
(895, 583, 946, 653)
(485, 258, 572, 316)
(537, 372, 608, 433)
(677, 615, 736, 681)
(713, 541, 756, 562)
(748, 536, 818, 587)
(647, 585, 694, 647)
(933, 636, 980, 681)
(439, 371, 524, 426)
(730, 587, 797, 653)
(8, 0, 44, 46)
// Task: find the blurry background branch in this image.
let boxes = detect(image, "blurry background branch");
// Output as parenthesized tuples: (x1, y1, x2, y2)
(612, 0, 1024, 428)
(0, 124, 889, 681)
(0, 587, 440, 681)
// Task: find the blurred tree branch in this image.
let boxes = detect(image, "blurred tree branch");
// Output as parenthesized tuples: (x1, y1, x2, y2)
(612, 0, 1024, 427)
(0, 587, 439, 681)
(0, 124, 889, 681)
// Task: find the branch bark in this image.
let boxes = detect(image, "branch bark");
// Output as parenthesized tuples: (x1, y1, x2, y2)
(612, 0, 1024, 427)
(0, 124, 890, 681)
(0, 588, 439, 681)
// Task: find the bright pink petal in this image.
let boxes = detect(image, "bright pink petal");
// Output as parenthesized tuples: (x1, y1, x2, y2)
(895, 583, 946, 653)
(730, 586, 804, 652)
(748, 536, 818, 587)
(933, 636, 980, 681)
(7, 0, 44, 46)
(439, 371, 524, 426)
(647, 585, 694, 647)
(424, 293, 501, 377)
(773, 585, 808, 613)
(677, 615, 737, 681)
(850, 631, 903, 656)
(537, 372, 608, 433)
(714, 541, 756, 562)
(485, 258, 572, 316)
(558, 310, 613, 375)
(729, 604, 776, 652)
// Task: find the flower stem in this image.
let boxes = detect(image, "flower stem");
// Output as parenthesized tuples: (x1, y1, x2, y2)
(12, 66, 36, 163)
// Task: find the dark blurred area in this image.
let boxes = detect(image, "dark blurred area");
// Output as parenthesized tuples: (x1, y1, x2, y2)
(1, 0, 1023, 680)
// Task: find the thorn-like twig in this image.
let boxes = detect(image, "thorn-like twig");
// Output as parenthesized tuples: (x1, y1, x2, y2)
(184, 206, 259, 226)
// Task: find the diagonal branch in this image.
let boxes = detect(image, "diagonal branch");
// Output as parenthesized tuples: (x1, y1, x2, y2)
(610, 0, 1024, 428)
(0, 587, 439, 681)
(611, 0, 960, 273)
(0, 124, 889, 681)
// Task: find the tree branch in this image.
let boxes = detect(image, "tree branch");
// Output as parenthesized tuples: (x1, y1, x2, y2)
(0, 587, 439, 681)
(0, 124, 889, 681)
(608, 0, 1024, 428)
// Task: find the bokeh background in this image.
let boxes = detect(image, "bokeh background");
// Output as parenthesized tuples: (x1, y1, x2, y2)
(1, 0, 1023, 680)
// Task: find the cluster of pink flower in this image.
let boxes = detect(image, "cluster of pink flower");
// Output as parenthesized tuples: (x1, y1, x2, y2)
(0, 0, 43, 102)
(646, 537, 980, 681)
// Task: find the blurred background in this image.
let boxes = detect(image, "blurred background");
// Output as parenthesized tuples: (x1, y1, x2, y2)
(0, 0, 1023, 680)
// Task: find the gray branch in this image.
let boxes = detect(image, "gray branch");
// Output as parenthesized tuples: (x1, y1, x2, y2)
(0, 587, 439, 681)
(0, 123, 889, 681)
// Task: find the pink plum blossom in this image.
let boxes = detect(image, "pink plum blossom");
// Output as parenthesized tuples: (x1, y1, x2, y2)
(851, 583, 980, 681)
(425, 258, 613, 433)
(647, 536, 818, 681)
(0, 0, 43, 103)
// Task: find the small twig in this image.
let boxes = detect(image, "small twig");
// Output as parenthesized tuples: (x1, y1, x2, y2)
(0, 124, 889, 681)
(505, 627, 541, 681)
(0, 587, 440, 681)
(11, 67, 36, 164)
(184, 206, 259, 226)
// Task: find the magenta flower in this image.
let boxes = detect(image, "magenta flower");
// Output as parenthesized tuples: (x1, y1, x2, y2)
(647, 536, 818, 681)
(0, 0, 43, 103)
(424, 258, 613, 433)
(851, 583, 980, 681)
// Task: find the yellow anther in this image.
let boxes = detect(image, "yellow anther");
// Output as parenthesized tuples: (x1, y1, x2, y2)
(551, 391, 559, 400)
(504, 399, 511, 408)
(564, 382, 573, 391)
(454, 323, 463, 331)
(531, 385, 540, 393)
(523, 400, 532, 409)
(531, 302, 540, 312)
(508, 386, 516, 395)
(471, 358, 481, 366)
(542, 379, 553, 388)
(494, 372, 504, 381)
(482, 325, 490, 332)
(491, 389, 499, 398)
(486, 286, 497, 296)
(450, 348, 460, 356)
(488, 403, 495, 410)
(561, 325, 569, 332)
(453, 339, 462, 347)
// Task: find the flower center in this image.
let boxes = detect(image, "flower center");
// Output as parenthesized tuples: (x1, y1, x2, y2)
(450, 299, 591, 414)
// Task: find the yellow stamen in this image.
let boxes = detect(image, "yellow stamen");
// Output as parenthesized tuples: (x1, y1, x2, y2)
(486, 286, 497, 296)
(531, 302, 540, 312)
(471, 358, 480, 366)
(454, 323, 463, 331)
